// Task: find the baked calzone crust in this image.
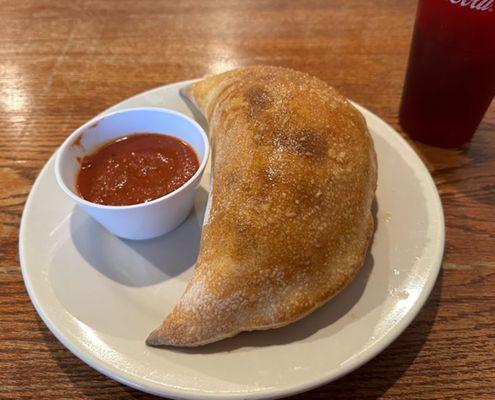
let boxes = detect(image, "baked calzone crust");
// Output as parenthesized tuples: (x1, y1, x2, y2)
(147, 66, 377, 347)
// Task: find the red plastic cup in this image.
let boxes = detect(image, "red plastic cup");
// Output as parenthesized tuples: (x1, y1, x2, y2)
(399, 0, 495, 148)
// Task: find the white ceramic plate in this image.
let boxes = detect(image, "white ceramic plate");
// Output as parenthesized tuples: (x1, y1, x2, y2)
(19, 80, 444, 400)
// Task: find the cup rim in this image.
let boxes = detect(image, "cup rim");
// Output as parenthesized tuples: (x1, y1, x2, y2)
(54, 106, 210, 210)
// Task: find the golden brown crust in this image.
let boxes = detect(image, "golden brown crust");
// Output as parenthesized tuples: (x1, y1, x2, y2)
(146, 66, 377, 347)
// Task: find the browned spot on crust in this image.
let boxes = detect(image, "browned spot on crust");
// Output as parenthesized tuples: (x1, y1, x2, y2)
(245, 86, 272, 116)
(251, 127, 329, 161)
(273, 128, 328, 159)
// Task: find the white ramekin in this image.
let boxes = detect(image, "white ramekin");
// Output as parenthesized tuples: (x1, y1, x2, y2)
(55, 107, 209, 240)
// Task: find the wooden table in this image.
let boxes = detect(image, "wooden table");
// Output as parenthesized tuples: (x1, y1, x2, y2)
(1, 0, 494, 398)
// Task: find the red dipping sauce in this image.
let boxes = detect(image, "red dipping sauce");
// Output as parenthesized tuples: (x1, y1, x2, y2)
(76, 133, 199, 206)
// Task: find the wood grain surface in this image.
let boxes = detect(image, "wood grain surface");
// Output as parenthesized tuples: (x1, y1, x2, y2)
(1, 0, 494, 399)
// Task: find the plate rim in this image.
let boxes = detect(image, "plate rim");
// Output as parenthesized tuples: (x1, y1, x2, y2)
(19, 80, 445, 400)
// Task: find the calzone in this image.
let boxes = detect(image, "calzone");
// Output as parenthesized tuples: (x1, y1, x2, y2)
(146, 66, 377, 347)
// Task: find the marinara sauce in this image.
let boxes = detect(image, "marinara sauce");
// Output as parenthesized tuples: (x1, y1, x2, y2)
(76, 133, 199, 206)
